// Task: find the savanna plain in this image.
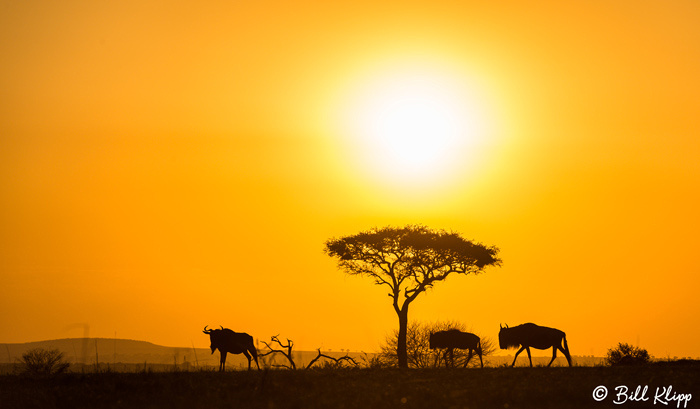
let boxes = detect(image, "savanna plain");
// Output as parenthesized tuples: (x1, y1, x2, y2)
(1, 361, 697, 409)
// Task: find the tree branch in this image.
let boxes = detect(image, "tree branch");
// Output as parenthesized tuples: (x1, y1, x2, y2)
(305, 348, 359, 369)
(259, 334, 296, 370)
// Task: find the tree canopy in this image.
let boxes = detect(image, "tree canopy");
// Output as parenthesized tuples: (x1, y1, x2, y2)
(325, 225, 500, 307)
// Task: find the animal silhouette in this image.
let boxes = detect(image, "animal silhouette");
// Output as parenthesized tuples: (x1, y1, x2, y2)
(498, 323, 572, 367)
(203, 325, 260, 371)
(429, 329, 483, 368)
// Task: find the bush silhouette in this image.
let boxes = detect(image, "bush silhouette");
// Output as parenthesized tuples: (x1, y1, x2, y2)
(18, 348, 70, 375)
(378, 320, 495, 368)
(605, 343, 650, 366)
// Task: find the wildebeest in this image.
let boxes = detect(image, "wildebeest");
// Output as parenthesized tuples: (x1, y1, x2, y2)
(429, 329, 483, 368)
(498, 323, 572, 367)
(203, 325, 260, 371)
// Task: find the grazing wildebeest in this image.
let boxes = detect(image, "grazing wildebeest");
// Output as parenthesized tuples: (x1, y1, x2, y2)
(429, 329, 483, 368)
(498, 323, 572, 367)
(203, 325, 259, 371)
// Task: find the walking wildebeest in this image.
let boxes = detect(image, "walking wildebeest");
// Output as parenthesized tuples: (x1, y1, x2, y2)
(498, 323, 572, 367)
(429, 329, 483, 368)
(203, 325, 260, 371)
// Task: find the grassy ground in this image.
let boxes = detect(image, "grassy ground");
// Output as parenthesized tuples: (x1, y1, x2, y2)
(1, 362, 697, 409)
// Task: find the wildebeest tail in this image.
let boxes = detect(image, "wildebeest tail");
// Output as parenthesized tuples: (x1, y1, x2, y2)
(248, 335, 259, 359)
(562, 333, 573, 366)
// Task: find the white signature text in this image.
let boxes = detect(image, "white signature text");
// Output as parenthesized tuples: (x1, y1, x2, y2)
(592, 385, 692, 408)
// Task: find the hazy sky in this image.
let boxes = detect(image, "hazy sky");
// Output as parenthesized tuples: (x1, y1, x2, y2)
(1, 0, 699, 358)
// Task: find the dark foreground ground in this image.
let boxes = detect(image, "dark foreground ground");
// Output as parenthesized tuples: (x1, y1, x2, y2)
(1, 361, 697, 409)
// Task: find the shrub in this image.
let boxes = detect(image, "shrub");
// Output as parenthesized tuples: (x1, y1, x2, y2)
(17, 348, 70, 376)
(605, 343, 650, 366)
(361, 353, 393, 369)
(378, 320, 495, 368)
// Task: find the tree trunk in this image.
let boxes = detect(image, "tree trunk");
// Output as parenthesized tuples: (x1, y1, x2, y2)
(396, 307, 409, 369)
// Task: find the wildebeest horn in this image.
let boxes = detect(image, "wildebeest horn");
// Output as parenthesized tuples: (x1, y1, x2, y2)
(220, 325, 224, 330)
(203, 325, 212, 334)
(500, 323, 502, 329)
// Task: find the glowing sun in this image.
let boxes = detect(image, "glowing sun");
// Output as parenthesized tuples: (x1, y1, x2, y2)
(343, 66, 488, 186)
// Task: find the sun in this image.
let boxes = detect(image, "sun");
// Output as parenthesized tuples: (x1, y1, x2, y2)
(361, 79, 465, 170)
(341, 65, 489, 187)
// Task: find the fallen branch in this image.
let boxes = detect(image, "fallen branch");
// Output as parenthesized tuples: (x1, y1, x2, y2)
(259, 335, 296, 370)
(306, 349, 359, 369)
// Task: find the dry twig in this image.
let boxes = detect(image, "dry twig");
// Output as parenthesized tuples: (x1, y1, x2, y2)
(259, 334, 296, 370)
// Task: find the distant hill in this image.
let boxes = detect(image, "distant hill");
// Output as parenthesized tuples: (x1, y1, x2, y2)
(0, 338, 216, 367)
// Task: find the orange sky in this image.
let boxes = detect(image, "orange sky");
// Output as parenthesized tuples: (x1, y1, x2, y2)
(1, 0, 699, 359)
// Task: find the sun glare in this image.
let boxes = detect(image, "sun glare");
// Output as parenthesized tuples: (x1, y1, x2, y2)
(341, 65, 491, 188)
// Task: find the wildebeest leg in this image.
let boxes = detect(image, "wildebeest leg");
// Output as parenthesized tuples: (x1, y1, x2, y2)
(478, 350, 483, 368)
(464, 349, 473, 368)
(511, 346, 526, 367)
(220, 351, 227, 372)
(250, 348, 260, 370)
(547, 346, 558, 367)
(525, 347, 533, 367)
(243, 350, 252, 370)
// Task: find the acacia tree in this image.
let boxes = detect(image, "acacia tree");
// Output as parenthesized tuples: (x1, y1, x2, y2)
(324, 225, 500, 369)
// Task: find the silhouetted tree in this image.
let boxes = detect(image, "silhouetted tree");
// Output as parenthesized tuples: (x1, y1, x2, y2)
(325, 225, 500, 368)
(605, 342, 650, 366)
(379, 320, 495, 368)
